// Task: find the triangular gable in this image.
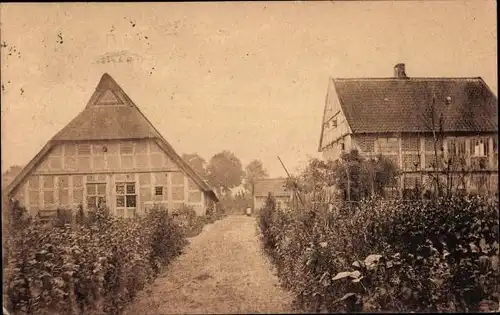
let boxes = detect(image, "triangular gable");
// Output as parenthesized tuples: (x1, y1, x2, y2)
(52, 74, 162, 141)
(95, 90, 124, 106)
(318, 78, 353, 152)
(5, 73, 218, 201)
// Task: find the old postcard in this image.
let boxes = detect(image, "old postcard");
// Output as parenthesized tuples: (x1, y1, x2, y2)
(1, 1, 498, 314)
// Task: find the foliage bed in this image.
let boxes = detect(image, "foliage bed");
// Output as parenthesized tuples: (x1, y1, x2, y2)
(3, 200, 187, 315)
(259, 195, 499, 312)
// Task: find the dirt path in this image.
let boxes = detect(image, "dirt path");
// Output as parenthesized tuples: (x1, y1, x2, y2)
(124, 215, 294, 314)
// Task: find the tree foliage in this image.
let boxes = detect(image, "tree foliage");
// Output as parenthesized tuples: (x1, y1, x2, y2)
(2, 164, 24, 188)
(244, 159, 269, 192)
(182, 153, 207, 179)
(206, 150, 244, 196)
(333, 150, 399, 201)
(291, 150, 400, 202)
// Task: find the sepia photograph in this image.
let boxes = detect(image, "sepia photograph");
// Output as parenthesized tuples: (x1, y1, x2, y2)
(1, 1, 498, 314)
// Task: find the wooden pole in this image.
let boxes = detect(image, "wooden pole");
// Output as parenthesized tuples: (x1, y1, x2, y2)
(277, 156, 305, 208)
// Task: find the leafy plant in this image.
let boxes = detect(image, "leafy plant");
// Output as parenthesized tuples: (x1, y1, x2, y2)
(258, 195, 500, 313)
(3, 201, 188, 315)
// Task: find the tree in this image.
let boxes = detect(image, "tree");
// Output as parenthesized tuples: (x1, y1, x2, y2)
(294, 158, 336, 194)
(182, 153, 207, 179)
(2, 165, 24, 189)
(206, 150, 244, 196)
(333, 150, 399, 201)
(244, 160, 269, 192)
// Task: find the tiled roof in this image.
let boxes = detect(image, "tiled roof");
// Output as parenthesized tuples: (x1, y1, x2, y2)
(253, 178, 291, 197)
(333, 77, 498, 134)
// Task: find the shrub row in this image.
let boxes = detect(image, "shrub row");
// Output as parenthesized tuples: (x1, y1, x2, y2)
(259, 196, 499, 312)
(172, 204, 226, 238)
(3, 200, 187, 315)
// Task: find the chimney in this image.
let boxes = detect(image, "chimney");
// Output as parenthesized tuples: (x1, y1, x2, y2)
(394, 63, 408, 78)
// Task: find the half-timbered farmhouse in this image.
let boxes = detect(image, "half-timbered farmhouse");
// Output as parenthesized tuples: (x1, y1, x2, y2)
(318, 63, 498, 195)
(5, 73, 219, 217)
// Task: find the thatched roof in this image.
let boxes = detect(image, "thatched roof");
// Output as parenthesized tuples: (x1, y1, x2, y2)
(6, 73, 218, 202)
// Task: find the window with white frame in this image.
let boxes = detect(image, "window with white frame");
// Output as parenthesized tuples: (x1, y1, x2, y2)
(471, 138, 488, 157)
(116, 182, 137, 217)
(86, 182, 106, 210)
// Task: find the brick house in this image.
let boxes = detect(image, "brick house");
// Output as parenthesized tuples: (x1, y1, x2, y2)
(318, 63, 498, 196)
(4, 73, 219, 218)
(252, 178, 292, 211)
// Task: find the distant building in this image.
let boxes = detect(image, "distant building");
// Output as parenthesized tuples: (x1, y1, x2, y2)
(252, 178, 292, 211)
(4, 73, 218, 218)
(318, 63, 498, 195)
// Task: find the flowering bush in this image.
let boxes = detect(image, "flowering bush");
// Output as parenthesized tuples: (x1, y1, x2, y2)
(259, 195, 499, 312)
(3, 200, 187, 315)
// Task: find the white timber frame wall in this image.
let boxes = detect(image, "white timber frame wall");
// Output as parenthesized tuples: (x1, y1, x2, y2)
(11, 139, 208, 217)
(346, 132, 499, 194)
(320, 80, 352, 161)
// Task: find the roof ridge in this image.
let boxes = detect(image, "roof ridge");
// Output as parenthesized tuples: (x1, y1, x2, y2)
(332, 77, 483, 81)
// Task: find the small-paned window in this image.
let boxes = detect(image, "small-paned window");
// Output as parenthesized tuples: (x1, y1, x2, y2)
(155, 186, 163, 196)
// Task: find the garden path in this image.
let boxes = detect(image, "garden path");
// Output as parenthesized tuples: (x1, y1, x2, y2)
(124, 215, 294, 314)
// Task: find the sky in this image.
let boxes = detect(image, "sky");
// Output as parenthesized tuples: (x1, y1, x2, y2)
(0, 1, 497, 178)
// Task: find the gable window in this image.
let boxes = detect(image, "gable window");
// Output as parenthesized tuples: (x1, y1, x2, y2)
(340, 143, 345, 151)
(116, 182, 137, 218)
(330, 118, 337, 128)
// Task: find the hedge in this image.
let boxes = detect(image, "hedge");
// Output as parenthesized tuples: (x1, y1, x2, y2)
(3, 200, 187, 315)
(259, 196, 499, 312)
